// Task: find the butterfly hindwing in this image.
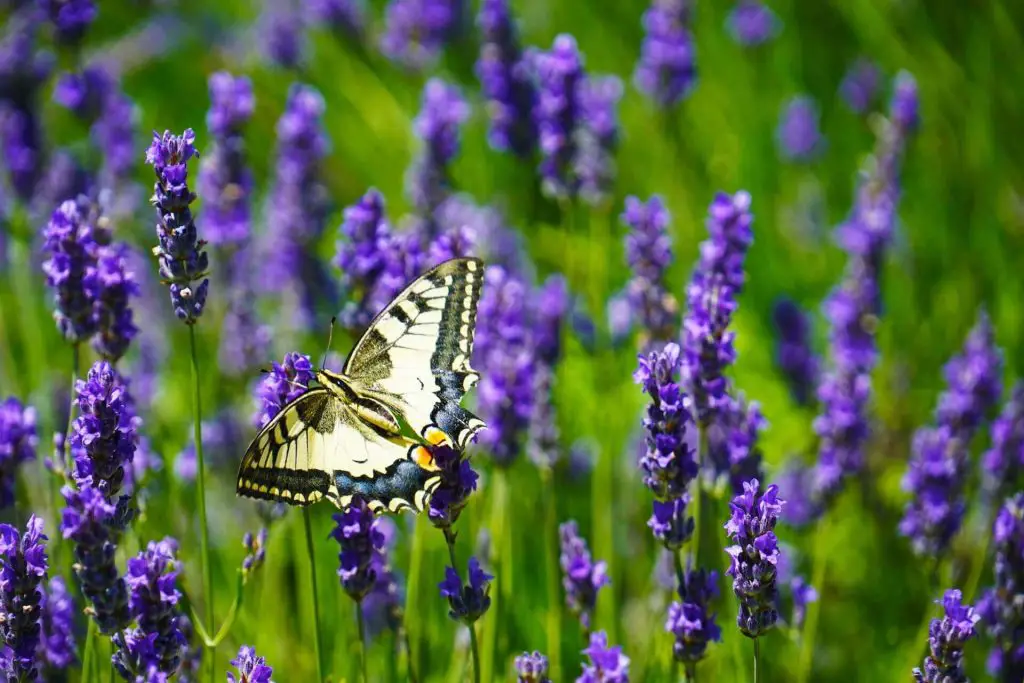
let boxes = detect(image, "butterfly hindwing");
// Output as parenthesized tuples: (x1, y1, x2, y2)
(343, 257, 486, 449)
(236, 389, 441, 513)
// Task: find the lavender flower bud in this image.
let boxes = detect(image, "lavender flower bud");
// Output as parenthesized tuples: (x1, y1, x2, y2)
(777, 96, 824, 162)
(70, 361, 136, 498)
(39, 576, 77, 671)
(515, 651, 551, 682)
(252, 352, 314, 428)
(913, 590, 979, 683)
(331, 499, 384, 601)
(977, 494, 1024, 681)
(576, 631, 630, 683)
(475, 0, 536, 156)
(634, 0, 695, 108)
(840, 59, 881, 115)
(0, 515, 48, 682)
(241, 528, 268, 578)
(227, 645, 274, 683)
(426, 445, 478, 529)
(0, 397, 37, 509)
(92, 243, 139, 362)
(622, 195, 679, 345)
(982, 382, 1024, 501)
(305, 0, 364, 40)
(379, 0, 463, 69)
(726, 1, 780, 46)
(666, 566, 721, 666)
(42, 197, 100, 344)
(559, 520, 609, 630)
(438, 556, 492, 624)
(406, 78, 469, 216)
(532, 34, 584, 199)
(575, 74, 622, 206)
(39, 0, 97, 44)
(771, 299, 820, 406)
(724, 478, 784, 638)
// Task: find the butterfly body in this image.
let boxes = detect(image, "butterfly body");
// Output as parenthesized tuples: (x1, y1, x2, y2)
(236, 257, 486, 514)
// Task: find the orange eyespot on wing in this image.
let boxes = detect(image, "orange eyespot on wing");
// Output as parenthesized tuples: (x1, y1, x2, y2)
(412, 445, 438, 470)
(424, 426, 452, 447)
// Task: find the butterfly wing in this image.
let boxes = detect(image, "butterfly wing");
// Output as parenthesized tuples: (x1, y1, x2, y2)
(236, 389, 441, 513)
(343, 257, 486, 449)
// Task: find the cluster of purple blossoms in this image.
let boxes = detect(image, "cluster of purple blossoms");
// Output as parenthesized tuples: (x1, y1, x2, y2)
(901, 312, 1003, 557)
(360, 518, 403, 639)
(682, 191, 753, 427)
(913, 590, 980, 683)
(772, 298, 820, 407)
(53, 65, 111, 121)
(665, 566, 721, 669)
(40, 0, 97, 44)
(475, 0, 537, 156)
(622, 195, 678, 345)
(726, 1, 780, 46)
(840, 59, 881, 115)
(227, 645, 274, 683)
(380, 0, 464, 69)
(426, 444, 479, 530)
(331, 499, 385, 601)
(634, 0, 695, 108)
(983, 382, 1024, 500)
(113, 538, 186, 679)
(515, 651, 551, 683)
(0, 516, 48, 682)
(438, 556, 492, 624)
(253, 352, 314, 428)
(0, 397, 37, 509)
(197, 71, 255, 249)
(335, 188, 398, 329)
(559, 520, 609, 630)
(576, 631, 630, 683)
(705, 394, 765, 495)
(635, 343, 697, 548)
(70, 361, 136, 497)
(724, 479, 784, 638)
(259, 3, 304, 69)
(575, 74, 623, 206)
(474, 266, 534, 466)
(39, 576, 77, 672)
(978, 494, 1024, 681)
(527, 276, 570, 469)
(777, 95, 824, 162)
(92, 243, 140, 363)
(406, 78, 470, 218)
(306, 0, 364, 40)
(146, 129, 210, 324)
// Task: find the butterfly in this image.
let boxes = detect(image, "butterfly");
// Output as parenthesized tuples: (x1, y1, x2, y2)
(236, 257, 486, 514)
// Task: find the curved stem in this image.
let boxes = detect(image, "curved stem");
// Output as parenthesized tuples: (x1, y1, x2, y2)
(187, 326, 215, 683)
(356, 600, 368, 683)
(542, 467, 562, 681)
(402, 626, 420, 683)
(303, 507, 325, 682)
(753, 637, 761, 683)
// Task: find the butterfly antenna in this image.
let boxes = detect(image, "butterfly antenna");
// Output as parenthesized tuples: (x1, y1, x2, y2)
(320, 316, 337, 371)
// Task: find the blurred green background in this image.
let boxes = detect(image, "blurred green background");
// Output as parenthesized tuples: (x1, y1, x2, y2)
(3, 0, 1024, 681)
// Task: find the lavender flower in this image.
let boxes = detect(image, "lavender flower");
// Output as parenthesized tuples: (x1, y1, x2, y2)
(0, 516, 48, 682)
(666, 566, 721, 667)
(622, 195, 678, 344)
(197, 72, 254, 248)
(474, 266, 534, 466)
(70, 361, 136, 498)
(726, 1, 779, 46)
(890, 70, 920, 132)
(39, 576, 77, 670)
(787, 576, 817, 630)
(94, 89, 139, 194)
(259, 3, 304, 69)
(227, 646, 274, 683)
(406, 78, 470, 216)
(426, 444, 478, 529)
(60, 483, 130, 633)
(576, 631, 629, 683)
(902, 313, 1003, 557)
(39, 0, 97, 44)
(777, 95, 823, 162)
(42, 197, 100, 344)
(92, 244, 139, 362)
(978, 494, 1024, 681)
(840, 59, 881, 115)
(113, 538, 186, 678)
(145, 129, 209, 324)
(438, 556, 492, 624)
(983, 382, 1024, 500)
(575, 74, 622, 206)
(305, 0, 363, 38)
(706, 394, 765, 494)
(724, 478, 784, 638)
(379, 0, 463, 69)
(559, 520, 609, 630)
(634, 0, 695, 108)
(331, 499, 384, 601)
(772, 298, 819, 406)
(0, 397, 37, 509)
(532, 34, 584, 199)
(53, 65, 111, 120)
(335, 188, 395, 329)
(527, 277, 569, 469)
(475, 0, 536, 156)
(1, 106, 43, 201)
(253, 352, 313, 428)
(360, 518, 403, 639)
(515, 651, 551, 683)
(913, 590, 979, 683)
(241, 528, 268, 577)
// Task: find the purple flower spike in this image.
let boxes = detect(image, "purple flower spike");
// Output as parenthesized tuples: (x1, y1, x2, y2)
(335, 188, 398, 330)
(777, 95, 824, 162)
(40, 576, 77, 671)
(306, 0, 364, 39)
(623, 195, 679, 344)
(575, 74, 622, 206)
(890, 70, 920, 133)
(146, 129, 210, 324)
(438, 556, 493, 624)
(475, 0, 537, 156)
(532, 34, 584, 200)
(406, 78, 470, 215)
(913, 589, 979, 683)
(331, 499, 385, 601)
(724, 478, 784, 638)
(977, 494, 1024, 681)
(92, 243, 139, 362)
(635, 343, 697, 497)
(241, 527, 268, 577)
(0, 397, 37, 509)
(70, 361, 136, 498)
(666, 566, 721, 667)
(40, 0, 97, 44)
(528, 276, 569, 469)
(706, 394, 765, 495)
(634, 0, 696, 108)
(426, 444, 478, 529)
(260, 4, 304, 69)
(42, 197, 101, 344)
(515, 651, 551, 683)
(772, 299, 820, 407)
(227, 645, 274, 683)
(576, 631, 630, 683)
(0, 516, 48, 682)
(840, 59, 881, 115)
(983, 382, 1024, 500)
(559, 520, 610, 630)
(253, 352, 314, 428)
(726, 1, 780, 46)
(936, 311, 1003, 435)
(380, 0, 464, 70)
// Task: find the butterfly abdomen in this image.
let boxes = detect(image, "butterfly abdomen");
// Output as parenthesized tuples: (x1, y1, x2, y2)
(236, 464, 331, 506)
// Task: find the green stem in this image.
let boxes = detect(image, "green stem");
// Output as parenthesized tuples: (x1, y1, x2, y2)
(480, 470, 506, 682)
(406, 518, 426, 675)
(402, 627, 421, 683)
(797, 517, 830, 683)
(355, 600, 368, 683)
(51, 342, 80, 570)
(542, 467, 562, 681)
(753, 637, 760, 683)
(82, 620, 96, 683)
(303, 507, 325, 682)
(187, 326, 215, 683)
(444, 529, 481, 683)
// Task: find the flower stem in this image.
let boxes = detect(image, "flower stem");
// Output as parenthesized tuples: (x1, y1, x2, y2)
(444, 528, 481, 683)
(542, 467, 562, 681)
(82, 619, 96, 683)
(355, 599, 368, 683)
(685, 663, 697, 683)
(303, 507, 325, 682)
(187, 325, 215, 683)
(402, 627, 421, 683)
(406, 519, 426, 675)
(753, 637, 761, 683)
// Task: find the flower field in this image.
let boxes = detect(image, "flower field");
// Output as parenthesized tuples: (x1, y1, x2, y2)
(0, 0, 1022, 681)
